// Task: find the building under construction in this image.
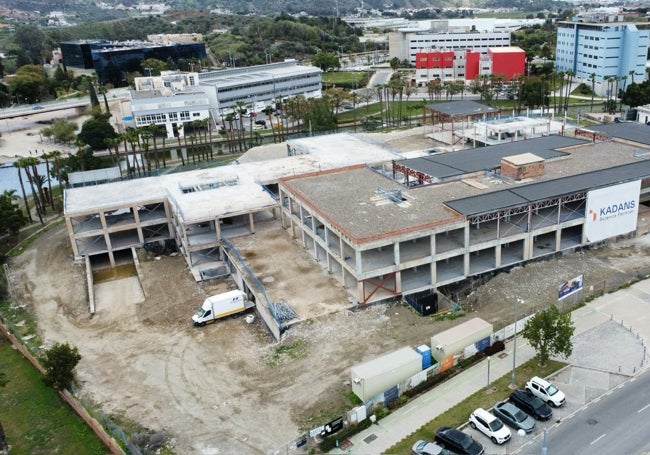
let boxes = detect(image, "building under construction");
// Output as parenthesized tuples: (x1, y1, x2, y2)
(64, 123, 650, 322)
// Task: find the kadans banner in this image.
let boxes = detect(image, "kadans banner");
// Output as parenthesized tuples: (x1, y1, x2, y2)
(585, 180, 641, 243)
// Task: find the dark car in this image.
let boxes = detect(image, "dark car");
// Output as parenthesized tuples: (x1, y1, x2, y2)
(492, 401, 536, 434)
(255, 119, 266, 126)
(435, 426, 484, 455)
(510, 388, 553, 421)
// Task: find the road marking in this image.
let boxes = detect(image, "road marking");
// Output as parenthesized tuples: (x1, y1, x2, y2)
(591, 433, 606, 445)
(638, 404, 650, 414)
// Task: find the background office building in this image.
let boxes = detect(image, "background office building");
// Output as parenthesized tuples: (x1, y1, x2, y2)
(555, 14, 650, 95)
(414, 47, 525, 84)
(197, 60, 322, 115)
(389, 22, 512, 65)
(60, 39, 206, 86)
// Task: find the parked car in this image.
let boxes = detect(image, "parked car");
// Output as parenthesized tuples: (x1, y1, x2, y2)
(435, 426, 484, 455)
(255, 119, 266, 126)
(411, 439, 451, 455)
(510, 388, 553, 421)
(468, 408, 511, 445)
(492, 401, 536, 434)
(526, 376, 566, 407)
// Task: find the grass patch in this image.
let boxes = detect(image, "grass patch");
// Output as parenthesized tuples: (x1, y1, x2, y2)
(0, 336, 109, 454)
(322, 71, 368, 86)
(387, 359, 566, 455)
(265, 340, 308, 366)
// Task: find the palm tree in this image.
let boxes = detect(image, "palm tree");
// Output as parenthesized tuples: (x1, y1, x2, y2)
(589, 73, 596, 112)
(15, 157, 44, 224)
(350, 91, 360, 132)
(13, 160, 32, 223)
(41, 151, 55, 210)
(563, 70, 574, 113)
(629, 69, 635, 85)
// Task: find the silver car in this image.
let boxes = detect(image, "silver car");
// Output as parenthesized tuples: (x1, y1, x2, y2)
(492, 401, 536, 434)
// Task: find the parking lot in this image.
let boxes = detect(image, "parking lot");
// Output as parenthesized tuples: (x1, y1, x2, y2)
(462, 318, 644, 454)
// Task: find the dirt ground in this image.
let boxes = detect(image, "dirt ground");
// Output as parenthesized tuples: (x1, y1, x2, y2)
(7, 217, 650, 454)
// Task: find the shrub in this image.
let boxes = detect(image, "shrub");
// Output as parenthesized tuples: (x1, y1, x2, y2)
(41, 342, 81, 390)
(485, 340, 505, 356)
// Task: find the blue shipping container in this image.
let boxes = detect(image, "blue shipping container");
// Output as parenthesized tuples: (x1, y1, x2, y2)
(416, 344, 432, 369)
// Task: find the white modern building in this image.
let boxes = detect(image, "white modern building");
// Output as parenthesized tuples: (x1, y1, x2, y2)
(197, 60, 322, 116)
(390, 29, 511, 65)
(556, 14, 650, 95)
(129, 71, 210, 138)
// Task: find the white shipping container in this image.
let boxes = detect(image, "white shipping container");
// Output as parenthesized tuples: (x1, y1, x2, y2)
(350, 347, 422, 402)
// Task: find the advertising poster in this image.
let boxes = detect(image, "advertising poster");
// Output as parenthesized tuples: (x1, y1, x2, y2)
(558, 274, 583, 301)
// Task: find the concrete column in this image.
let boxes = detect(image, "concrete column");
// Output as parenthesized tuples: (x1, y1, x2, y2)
(133, 205, 144, 243)
(395, 270, 402, 294)
(108, 250, 116, 268)
(249, 212, 255, 234)
(393, 242, 400, 267)
(430, 233, 436, 286)
(299, 206, 306, 246)
(65, 217, 79, 259)
(355, 250, 362, 275)
(463, 224, 470, 277)
(215, 217, 222, 241)
(357, 280, 365, 305)
(555, 228, 562, 252)
(495, 244, 501, 268)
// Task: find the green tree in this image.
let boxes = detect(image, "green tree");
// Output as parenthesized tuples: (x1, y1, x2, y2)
(303, 98, 337, 132)
(10, 24, 46, 67)
(77, 118, 118, 151)
(140, 58, 167, 76)
(7, 65, 48, 104)
(522, 304, 575, 366)
(311, 52, 340, 71)
(41, 343, 81, 390)
(0, 190, 28, 236)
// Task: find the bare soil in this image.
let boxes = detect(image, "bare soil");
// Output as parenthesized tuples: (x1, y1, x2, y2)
(8, 219, 650, 454)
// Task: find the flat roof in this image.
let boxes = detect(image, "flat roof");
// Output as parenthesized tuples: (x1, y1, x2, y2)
(425, 100, 499, 118)
(281, 167, 467, 243)
(281, 138, 649, 244)
(431, 318, 492, 344)
(580, 122, 650, 146)
(489, 46, 524, 53)
(198, 61, 321, 89)
(394, 135, 582, 179)
(64, 133, 400, 216)
(503, 153, 544, 165)
(446, 160, 650, 216)
(351, 346, 422, 378)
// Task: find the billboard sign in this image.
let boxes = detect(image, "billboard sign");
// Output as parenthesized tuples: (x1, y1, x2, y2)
(585, 181, 641, 243)
(558, 274, 583, 301)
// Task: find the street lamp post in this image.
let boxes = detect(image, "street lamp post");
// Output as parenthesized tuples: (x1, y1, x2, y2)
(486, 356, 491, 391)
(517, 428, 547, 455)
(511, 298, 523, 387)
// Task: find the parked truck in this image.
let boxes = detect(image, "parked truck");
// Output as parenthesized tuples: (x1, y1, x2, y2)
(192, 290, 254, 326)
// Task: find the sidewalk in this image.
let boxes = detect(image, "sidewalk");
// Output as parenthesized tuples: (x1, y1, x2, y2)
(331, 287, 649, 454)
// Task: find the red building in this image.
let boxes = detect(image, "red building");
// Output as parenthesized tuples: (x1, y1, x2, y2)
(414, 46, 525, 85)
(488, 47, 526, 79)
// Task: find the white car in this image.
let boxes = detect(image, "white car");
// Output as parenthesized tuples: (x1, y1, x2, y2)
(526, 376, 566, 407)
(469, 407, 511, 445)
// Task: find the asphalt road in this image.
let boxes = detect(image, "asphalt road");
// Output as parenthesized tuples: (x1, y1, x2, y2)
(546, 368, 650, 455)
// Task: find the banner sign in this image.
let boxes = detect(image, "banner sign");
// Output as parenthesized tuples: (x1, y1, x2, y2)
(558, 275, 583, 300)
